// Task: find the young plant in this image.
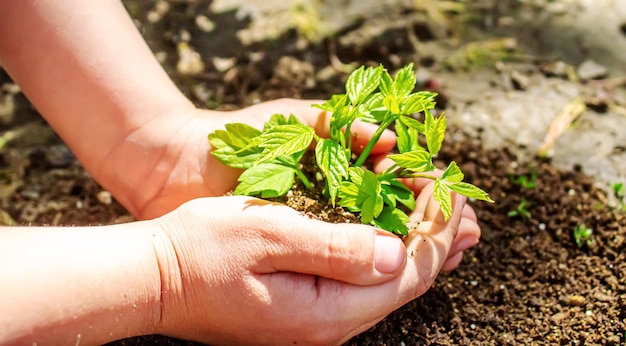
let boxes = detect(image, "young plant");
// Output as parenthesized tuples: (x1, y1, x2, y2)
(507, 198, 532, 220)
(611, 182, 625, 212)
(208, 64, 493, 235)
(573, 224, 593, 248)
(510, 170, 537, 189)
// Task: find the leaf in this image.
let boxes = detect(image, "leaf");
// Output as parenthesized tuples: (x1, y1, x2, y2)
(235, 163, 295, 198)
(209, 123, 261, 151)
(338, 168, 383, 223)
(312, 93, 349, 112)
(395, 119, 422, 154)
(380, 178, 416, 210)
(379, 70, 393, 97)
(383, 94, 401, 114)
(264, 113, 301, 130)
(391, 63, 416, 99)
(372, 207, 410, 235)
(361, 193, 384, 224)
(433, 179, 453, 221)
(257, 124, 315, 163)
(424, 110, 446, 155)
(209, 123, 263, 168)
(211, 147, 260, 169)
(442, 161, 464, 182)
(402, 91, 437, 114)
(448, 182, 494, 203)
(398, 115, 425, 133)
(388, 149, 435, 172)
(315, 138, 349, 203)
(346, 65, 383, 104)
(358, 93, 388, 124)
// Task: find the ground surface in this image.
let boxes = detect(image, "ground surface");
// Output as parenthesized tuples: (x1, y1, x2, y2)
(1, 0, 625, 345)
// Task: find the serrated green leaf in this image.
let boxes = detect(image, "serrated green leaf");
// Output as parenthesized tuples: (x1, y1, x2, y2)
(380, 178, 416, 210)
(433, 179, 453, 221)
(424, 110, 446, 155)
(442, 161, 464, 182)
(372, 207, 410, 235)
(388, 149, 435, 172)
(392, 63, 416, 99)
(264, 113, 301, 130)
(312, 93, 349, 112)
(257, 124, 315, 163)
(209, 123, 263, 168)
(398, 115, 425, 133)
(402, 91, 437, 114)
(338, 168, 383, 222)
(346, 65, 383, 104)
(358, 93, 388, 124)
(395, 119, 422, 154)
(315, 139, 349, 203)
(209, 123, 261, 151)
(379, 71, 393, 97)
(235, 163, 295, 198)
(383, 95, 401, 114)
(211, 147, 260, 169)
(448, 182, 494, 202)
(361, 193, 384, 224)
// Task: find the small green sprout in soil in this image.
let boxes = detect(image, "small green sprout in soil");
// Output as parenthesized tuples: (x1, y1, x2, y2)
(208, 64, 493, 235)
(507, 198, 532, 220)
(573, 224, 594, 248)
(612, 182, 625, 211)
(510, 170, 537, 189)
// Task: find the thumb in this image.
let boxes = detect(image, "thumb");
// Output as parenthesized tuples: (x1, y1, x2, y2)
(251, 202, 407, 286)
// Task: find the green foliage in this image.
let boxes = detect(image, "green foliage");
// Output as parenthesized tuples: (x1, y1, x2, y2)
(208, 64, 493, 235)
(510, 170, 537, 189)
(573, 224, 594, 248)
(507, 198, 532, 220)
(611, 182, 625, 212)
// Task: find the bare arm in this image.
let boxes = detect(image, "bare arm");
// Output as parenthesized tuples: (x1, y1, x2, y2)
(0, 0, 198, 216)
(0, 223, 161, 345)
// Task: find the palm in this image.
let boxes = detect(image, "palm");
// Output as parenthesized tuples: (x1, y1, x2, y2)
(134, 99, 396, 219)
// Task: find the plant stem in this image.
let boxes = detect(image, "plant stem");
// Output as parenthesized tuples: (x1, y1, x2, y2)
(295, 168, 313, 189)
(354, 117, 394, 167)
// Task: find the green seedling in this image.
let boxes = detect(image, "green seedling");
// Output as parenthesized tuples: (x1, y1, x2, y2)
(507, 198, 532, 220)
(510, 170, 537, 189)
(208, 64, 493, 235)
(612, 182, 625, 211)
(573, 224, 594, 248)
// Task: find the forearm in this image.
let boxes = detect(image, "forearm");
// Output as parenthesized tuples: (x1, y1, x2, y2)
(0, 0, 196, 214)
(0, 222, 161, 345)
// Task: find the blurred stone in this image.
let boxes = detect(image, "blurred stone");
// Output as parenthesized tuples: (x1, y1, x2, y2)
(176, 42, 205, 75)
(195, 15, 215, 32)
(96, 190, 113, 205)
(577, 60, 609, 80)
(45, 145, 75, 168)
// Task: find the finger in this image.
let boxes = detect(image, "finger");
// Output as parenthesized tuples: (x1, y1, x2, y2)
(244, 199, 407, 286)
(449, 215, 481, 256)
(248, 98, 395, 154)
(306, 188, 468, 326)
(441, 251, 464, 271)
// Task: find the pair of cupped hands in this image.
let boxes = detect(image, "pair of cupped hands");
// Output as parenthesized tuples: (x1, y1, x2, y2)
(112, 98, 480, 344)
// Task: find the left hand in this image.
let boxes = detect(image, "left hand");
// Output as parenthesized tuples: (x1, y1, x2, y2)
(109, 98, 396, 219)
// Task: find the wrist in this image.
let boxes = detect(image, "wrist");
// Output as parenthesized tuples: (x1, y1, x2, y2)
(0, 222, 163, 344)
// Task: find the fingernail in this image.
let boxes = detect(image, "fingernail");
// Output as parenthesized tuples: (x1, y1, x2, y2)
(456, 236, 479, 252)
(374, 235, 406, 274)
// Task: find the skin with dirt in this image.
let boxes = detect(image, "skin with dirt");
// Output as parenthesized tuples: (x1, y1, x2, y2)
(1, 0, 624, 344)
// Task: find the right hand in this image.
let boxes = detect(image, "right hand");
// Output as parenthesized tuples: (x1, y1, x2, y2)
(148, 188, 475, 345)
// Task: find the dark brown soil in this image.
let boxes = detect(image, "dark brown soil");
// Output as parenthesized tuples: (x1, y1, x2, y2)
(1, 1, 624, 345)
